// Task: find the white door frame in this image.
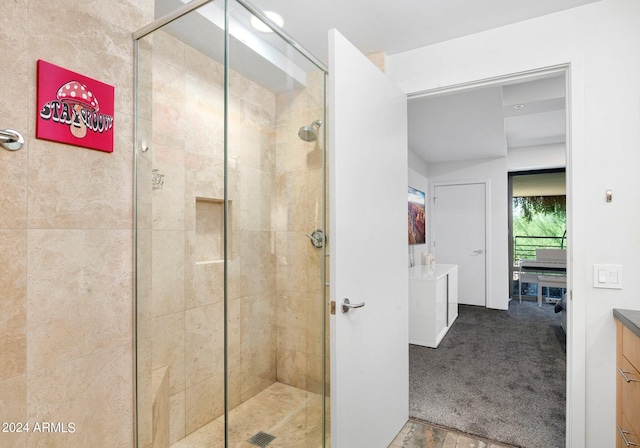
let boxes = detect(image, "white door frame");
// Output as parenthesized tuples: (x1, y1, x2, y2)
(431, 180, 490, 308)
(407, 63, 579, 447)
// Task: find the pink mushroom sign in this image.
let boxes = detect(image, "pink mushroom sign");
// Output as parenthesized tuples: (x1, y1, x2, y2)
(36, 60, 114, 153)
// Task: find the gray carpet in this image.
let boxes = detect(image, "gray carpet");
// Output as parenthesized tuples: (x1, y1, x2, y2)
(409, 299, 566, 448)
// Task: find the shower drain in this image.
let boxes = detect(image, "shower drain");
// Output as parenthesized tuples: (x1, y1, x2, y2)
(247, 431, 276, 447)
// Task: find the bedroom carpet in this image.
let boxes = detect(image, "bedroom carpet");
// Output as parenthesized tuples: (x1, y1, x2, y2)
(409, 300, 566, 448)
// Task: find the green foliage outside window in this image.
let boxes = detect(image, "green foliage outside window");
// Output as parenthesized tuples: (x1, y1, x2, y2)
(513, 196, 566, 222)
(513, 196, 566, 259)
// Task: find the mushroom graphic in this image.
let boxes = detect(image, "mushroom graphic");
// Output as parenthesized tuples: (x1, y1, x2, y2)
(56, 81, 99, 138)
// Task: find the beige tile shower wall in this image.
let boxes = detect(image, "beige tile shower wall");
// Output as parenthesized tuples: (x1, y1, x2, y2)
(228, 71, 278, 406)
(0, 1, 153, 448)
(141, 30, 279, 444)
(274, 71, 327, 394)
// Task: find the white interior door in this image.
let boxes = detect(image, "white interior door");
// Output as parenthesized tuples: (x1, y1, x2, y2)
(433, 183, 486, 306)
(329, 29, 408, 448)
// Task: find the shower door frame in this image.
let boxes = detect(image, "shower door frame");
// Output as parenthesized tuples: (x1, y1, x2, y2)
(132, 1, 329, 446)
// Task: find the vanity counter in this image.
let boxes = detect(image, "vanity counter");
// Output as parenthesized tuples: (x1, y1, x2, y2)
(614, 309, 640, 339)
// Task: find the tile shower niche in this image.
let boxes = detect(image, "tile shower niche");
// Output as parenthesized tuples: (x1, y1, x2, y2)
(192, 197, 230, 311)
(195, 197, 228, 264)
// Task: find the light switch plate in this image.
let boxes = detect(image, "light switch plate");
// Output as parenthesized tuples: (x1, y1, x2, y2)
(593, 264, 623, 289)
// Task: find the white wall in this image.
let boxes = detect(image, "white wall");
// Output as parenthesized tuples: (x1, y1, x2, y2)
(387, 1, 640, 446)
(508, 143, 566, 172)
(409, 148, 429, 177)
(427, 157, 509, 310)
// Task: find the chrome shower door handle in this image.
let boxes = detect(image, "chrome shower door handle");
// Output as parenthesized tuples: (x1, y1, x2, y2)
(341, 298, 365, 313)
(0, 129, 24, 151)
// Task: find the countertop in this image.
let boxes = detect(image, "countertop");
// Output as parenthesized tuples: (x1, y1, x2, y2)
(613, 308, 640, 339)
(409, 263, 457, 280)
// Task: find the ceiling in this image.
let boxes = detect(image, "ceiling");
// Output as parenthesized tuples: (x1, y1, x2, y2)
(158, 0, 586, 164)
(246, 0, 581, 164)
(408, 74, 566, 163)
(249, 0, 601, 65)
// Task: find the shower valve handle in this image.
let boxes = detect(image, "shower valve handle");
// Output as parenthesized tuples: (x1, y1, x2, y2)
(305, 229, 325, 248)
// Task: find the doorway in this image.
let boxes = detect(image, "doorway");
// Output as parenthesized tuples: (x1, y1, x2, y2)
(509, 169, 567, 301)
(406, 66, 571, 445)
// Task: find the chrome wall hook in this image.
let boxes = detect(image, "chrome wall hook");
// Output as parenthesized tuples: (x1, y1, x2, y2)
(0, 129, 24, 151)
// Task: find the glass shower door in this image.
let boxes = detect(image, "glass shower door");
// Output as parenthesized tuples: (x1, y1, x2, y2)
(225, 2, 328, 446)
(134, 1, 327, 446)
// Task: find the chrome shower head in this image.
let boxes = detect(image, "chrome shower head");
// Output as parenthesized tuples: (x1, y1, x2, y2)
(298, 119, 322, 142)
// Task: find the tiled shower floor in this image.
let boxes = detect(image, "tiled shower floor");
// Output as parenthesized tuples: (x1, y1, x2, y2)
(171, 382, 324, 448)
(171, 382, 515, 448)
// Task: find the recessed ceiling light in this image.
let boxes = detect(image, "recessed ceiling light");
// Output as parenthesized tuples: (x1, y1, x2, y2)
(514, 104, 525, 110)
(250, 11, 284, 33)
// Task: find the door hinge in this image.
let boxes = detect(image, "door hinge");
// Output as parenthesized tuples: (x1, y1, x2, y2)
(330, 301, 336, 315)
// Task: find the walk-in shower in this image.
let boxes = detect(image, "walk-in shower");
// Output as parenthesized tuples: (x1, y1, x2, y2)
(133, 1, 328, 446)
